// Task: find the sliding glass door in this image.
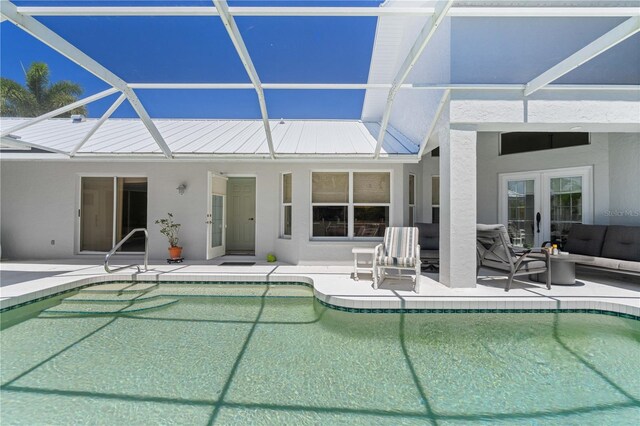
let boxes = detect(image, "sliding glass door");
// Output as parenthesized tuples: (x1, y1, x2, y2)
(499, 167, 592, 248)
(80, 176, 148, 252)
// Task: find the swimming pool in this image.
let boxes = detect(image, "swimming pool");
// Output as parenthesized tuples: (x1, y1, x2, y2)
(1, 282, 639, 425)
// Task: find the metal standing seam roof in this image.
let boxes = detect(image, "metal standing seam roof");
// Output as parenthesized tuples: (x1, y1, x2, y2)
(0, 118, 419, 156)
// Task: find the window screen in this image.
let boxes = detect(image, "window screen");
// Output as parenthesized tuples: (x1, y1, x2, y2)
(500, 132, 589, 155)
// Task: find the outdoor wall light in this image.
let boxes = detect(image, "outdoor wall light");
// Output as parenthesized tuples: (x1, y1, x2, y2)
(177, 184, 187, 195)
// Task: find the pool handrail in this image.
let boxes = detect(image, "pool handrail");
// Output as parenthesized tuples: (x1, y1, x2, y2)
(104, 228, 148, 274)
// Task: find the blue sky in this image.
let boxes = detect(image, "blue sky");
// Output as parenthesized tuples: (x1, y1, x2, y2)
(1, 1, 382, 119)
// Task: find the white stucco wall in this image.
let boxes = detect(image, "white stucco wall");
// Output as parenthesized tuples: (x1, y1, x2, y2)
(0, 160, 406, 264)
(608, 133, 640, 226)
(475, 132, 612, 225)
(450, 91, 640, 133)
(418, 132, 636, 227)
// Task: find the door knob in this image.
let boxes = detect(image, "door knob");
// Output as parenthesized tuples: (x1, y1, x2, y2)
(536, 212, 541, 233)
(248, 218, 254, 221)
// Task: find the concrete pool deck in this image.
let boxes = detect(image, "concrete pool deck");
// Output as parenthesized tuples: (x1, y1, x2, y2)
(1, 259, 639, 317)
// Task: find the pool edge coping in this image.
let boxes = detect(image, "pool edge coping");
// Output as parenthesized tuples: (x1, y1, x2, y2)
(1, 273, 639, 320)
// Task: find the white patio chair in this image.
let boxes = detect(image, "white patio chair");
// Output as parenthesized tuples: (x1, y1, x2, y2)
(373, 227, 421, 293)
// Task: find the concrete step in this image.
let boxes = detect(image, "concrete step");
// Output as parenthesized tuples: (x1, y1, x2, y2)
(75, 283, 313, 300)
(40, 298, 178, 316)
(65, 291, 151, 303)
(81, 282, 158, 293)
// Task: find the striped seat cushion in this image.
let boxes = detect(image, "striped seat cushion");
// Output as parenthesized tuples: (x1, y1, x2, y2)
(377, 227, 418, 267)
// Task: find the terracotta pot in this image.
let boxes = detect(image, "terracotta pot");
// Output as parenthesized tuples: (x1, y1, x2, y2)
(168, 246, 183, 259)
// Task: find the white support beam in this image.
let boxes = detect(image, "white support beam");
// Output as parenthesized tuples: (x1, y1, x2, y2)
(129, 83, 395, 90)
(0, 87, 118, 137)
(374, 0, 454, 159)
(1, 136, 71, 156)
(70, 93, 126, 156)
(525, 16, 640, 96)
(0, 0, 173, 158)
(417, 89, 450, 159)
(14, 6, 640, 18)
(14, 6, 435, 17)
(438, 127, 477, 288)
(127, 82, 640, 92)
(213, 0, 275, 159)
(230, 6, 433, 17)
(448, 7, 640, 18)
(15, 6, 222, 17)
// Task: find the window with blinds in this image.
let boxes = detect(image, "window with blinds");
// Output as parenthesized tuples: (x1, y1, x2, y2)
(311, 171, 390, 238)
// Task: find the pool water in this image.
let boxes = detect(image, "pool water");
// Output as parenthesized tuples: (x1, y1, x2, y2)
(1, 282, 639, 425)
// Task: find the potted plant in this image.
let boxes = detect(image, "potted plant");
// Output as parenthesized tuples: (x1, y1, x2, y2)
(155, 213, 182, 259)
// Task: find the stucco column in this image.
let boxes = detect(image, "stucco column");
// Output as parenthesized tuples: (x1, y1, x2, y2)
(438, 126, 477, 288)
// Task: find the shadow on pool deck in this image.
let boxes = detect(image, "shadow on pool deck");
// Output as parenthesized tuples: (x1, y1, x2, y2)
(0, 271, 76, 287)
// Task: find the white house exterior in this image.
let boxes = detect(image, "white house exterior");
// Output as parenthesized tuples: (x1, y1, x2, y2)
(1, 1, 639, 289)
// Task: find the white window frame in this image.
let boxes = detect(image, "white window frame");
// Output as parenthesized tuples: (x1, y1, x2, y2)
(76, 173, 148, 254)
(310, 170, 393, 241)
(281, 172, 292, 239)
(498, 166, 593, 247)
(408, 173, 416, 226)
(431, 175, 440, 224)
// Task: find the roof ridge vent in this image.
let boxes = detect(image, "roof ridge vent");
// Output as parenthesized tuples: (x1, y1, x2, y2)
(71, 114, 86, 123)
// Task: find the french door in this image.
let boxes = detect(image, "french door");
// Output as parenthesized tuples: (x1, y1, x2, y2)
(206, 173, 228, 259)
(499, 166, 592, 248)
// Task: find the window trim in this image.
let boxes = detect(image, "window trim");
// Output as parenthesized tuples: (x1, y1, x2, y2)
(280, 172, 292, 239)
(310, 169, 393, 241)
(408, 173, 416, 226)
(431, 175, 440, 224)
(76, 173, 148, 254)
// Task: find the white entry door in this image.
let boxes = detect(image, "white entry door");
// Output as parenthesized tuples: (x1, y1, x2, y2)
(499, 166, 593, 248)
(207, 173, 228, 259)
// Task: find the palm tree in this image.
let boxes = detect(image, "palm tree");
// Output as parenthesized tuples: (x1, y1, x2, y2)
(0, 62, 87, 117)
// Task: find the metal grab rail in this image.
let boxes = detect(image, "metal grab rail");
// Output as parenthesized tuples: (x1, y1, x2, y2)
(104, 228, 149, 273)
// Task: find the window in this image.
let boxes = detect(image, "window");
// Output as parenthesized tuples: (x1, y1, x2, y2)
(80, 176, 147, 252)
(312, 171, 390, 238)
(431, 176, 440, 224)
(408, 173, 416, 226)
(500, 132, 589, 156)
(281, 173, 292, 237)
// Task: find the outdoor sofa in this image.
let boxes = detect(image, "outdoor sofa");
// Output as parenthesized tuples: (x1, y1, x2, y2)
(560, 224, 640, 275)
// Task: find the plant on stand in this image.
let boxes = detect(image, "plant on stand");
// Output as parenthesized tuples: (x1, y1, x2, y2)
(155, 213, 182, 259)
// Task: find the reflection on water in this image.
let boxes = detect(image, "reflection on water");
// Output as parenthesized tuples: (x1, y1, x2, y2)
(1, 284, 639, 425)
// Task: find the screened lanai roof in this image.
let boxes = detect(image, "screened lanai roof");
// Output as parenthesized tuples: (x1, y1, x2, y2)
(1, 1, 639, 160)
